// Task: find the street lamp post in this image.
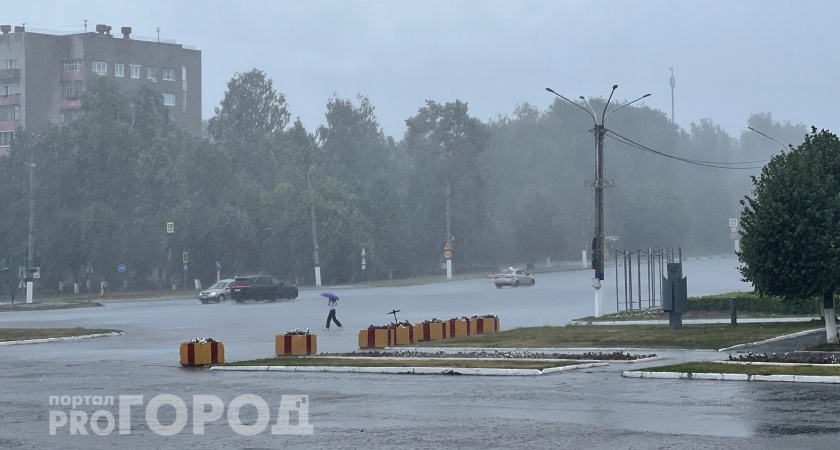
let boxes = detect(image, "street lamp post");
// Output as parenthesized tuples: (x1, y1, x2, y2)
(546, 86, 650, 317)
(25, 134, 46, 304)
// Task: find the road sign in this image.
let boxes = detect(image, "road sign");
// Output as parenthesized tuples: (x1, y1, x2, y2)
(730, 227, 737, 233)
(361, 256, 366, 270)
(731, 231, 739, 240)
(32, 267, 40, 279)
(182, 252, 188, 263)
(183, 263, 188, 272)
(729, 218, 738, 227)
(166, 222, 175, 233)
(85, 262, 94, 274)
(118, 264, 126, 273)
(444, 250, 452, 259)
(444, 242, 452, 251)
(216, 261, 222, 271)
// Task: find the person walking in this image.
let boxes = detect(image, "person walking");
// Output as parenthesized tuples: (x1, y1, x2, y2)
(323, 293, 343, 331)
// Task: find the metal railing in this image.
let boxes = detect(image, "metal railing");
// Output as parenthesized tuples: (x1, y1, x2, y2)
(614, 247, 681, 311)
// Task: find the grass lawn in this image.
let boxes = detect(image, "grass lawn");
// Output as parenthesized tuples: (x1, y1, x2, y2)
(222, 357, 583, 370)
(643, 361, 840, 377)
(0, 327, 120, 342)
(0, 302, 103, 312)
(413, 321, 825, 350)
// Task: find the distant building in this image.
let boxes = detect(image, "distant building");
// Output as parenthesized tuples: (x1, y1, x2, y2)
(0, 24, 201, 155)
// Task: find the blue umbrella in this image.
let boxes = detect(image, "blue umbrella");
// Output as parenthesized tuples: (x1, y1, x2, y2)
(320, 292, 339, 300)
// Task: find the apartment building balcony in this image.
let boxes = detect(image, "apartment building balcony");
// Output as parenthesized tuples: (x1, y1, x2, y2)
(61, 99, 82, 109)
(0, 94, 20, 106)
(60, 71, 84, 82)
(0, 120, 20, 132)
(0, 69, 20, 83)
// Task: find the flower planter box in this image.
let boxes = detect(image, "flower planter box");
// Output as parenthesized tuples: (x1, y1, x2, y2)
(391, 326, 415, 345)
(358, 328, 392, 348)
(180, 341, 224, 366)
(275, 334, 317, 356)
(468, 317, 500, 335)
(447, 319, 470, 337)
(413, 322, 448, 341)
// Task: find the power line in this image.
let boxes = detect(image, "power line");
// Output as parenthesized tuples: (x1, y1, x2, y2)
(605, 130, 767, 170)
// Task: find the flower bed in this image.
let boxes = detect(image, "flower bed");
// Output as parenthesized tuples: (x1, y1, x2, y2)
(468, 314, 499, 335)
(359, 325, 393, 348)
(414, 318, 448, 341)
(321, 350, 656, 361)
(180, 338, 224, 366)
(391, 325, 415, 345)
(447, 317, 471, 337)
(276, 329, 317, 356)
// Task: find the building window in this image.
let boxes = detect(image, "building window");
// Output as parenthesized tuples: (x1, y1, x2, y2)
(93, 61, 107, 76)
(114, 63, 124, 77)
(0, 105, 20, 121)
(162, 68, 175, 81)
(130, 64, 140, 79)
(146, 67, 156, 82)
(162, 93, 176, 106)
(1, 84, 18, 96)
(0, 131, 13, 147)
(61, 81, 83, 99)
(62, 110, 77, 124)
(62, 59, 83, 72)
(3, 59, 17, 70)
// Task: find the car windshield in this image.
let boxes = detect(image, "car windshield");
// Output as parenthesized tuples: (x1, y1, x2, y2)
(209, 281, 227, 289)
(499, 270, 514, 275)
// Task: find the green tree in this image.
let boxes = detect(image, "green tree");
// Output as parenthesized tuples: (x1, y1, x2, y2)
(738, 127, 840, 344)
(318, 95, 411, 279)
(404, 100, 491, 271)
(207, 69, 290, 188)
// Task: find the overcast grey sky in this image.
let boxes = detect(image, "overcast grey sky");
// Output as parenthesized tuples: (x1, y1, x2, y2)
(11, 1, 838, 139)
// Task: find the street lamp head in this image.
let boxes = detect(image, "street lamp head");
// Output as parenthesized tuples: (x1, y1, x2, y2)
(612, 85, 618, 89)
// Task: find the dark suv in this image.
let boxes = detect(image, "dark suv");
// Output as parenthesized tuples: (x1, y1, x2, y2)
(229, 276, 298, 302)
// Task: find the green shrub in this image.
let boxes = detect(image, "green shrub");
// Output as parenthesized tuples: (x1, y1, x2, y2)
(688, 292, 819, 315)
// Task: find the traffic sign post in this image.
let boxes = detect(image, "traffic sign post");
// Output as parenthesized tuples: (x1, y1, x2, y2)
(216, 260, 221, 282)
(444, 242, 453, 279)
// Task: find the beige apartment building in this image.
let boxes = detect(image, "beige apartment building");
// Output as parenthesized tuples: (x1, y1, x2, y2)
(0, 24, 201, 155)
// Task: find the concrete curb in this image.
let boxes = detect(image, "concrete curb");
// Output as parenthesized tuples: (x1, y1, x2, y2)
(0, 332, 122, 346)
(621, 370, 840, 384)
(567, 317, 820, 326)
(404, 346, 669, 354)
(717, 328, 823, 352)
(211, 362, 607, 376)
(314, 355, 663, 364)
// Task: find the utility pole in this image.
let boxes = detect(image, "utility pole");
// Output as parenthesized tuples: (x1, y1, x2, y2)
(546, 86, 650, 317)
(26, 149, 34, 304)
(445, 182, 452, 279)
(308, 166, 322, 286)
(670, 67, 675, 124)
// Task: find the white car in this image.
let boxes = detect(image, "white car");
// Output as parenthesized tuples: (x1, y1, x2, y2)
(493, 268, 535, 288)
(199, 279, 233, 303)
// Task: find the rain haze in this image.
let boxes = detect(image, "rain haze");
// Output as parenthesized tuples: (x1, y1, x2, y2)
(10, 0, 838, 138)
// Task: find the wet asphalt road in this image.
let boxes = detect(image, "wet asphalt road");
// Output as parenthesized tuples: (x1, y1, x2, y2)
(1, 257, 839, 449)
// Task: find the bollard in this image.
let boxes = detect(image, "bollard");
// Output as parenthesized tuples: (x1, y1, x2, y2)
(730, 297, 737, 325)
